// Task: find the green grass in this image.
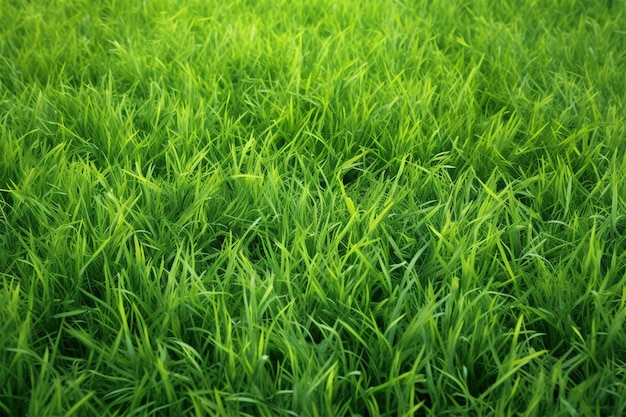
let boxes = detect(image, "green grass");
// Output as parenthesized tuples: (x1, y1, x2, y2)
(1, 0, 626, 415)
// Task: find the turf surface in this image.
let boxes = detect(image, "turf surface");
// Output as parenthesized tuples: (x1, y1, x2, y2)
(1, 0, 626, 415)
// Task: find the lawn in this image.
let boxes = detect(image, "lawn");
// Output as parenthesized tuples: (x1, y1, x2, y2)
(1, 0, 626, 415)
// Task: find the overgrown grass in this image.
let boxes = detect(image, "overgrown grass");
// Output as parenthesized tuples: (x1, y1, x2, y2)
(1, 0, 626, 415)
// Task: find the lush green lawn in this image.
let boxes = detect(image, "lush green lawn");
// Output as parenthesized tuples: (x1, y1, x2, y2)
(1, 0, 626, 415)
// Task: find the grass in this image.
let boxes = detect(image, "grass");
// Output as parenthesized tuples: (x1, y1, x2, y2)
(1, 0, 626, 415)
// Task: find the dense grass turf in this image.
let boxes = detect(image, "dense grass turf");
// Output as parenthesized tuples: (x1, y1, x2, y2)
(1, 0, 626, 415)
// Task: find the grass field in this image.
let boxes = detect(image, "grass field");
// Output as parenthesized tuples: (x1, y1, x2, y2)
(1, 0, 626, 415)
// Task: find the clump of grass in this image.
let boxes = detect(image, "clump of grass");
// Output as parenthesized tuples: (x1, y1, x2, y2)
(1, 0, 626, 416)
